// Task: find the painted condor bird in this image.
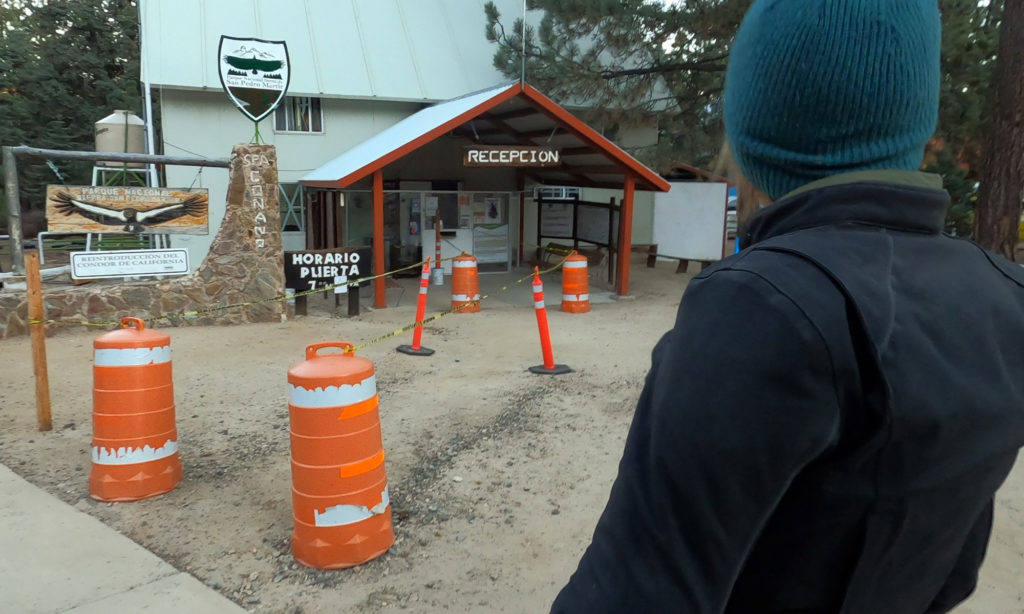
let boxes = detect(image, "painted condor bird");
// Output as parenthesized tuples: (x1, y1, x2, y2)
(51, 191, 206, 234)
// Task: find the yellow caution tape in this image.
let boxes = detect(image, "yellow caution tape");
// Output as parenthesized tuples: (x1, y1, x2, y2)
(25, 256, 459, 329)
(347, 252, 570, 353)
(24, 251, 572, 335)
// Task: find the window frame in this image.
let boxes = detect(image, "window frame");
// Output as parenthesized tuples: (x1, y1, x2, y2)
(273, 96, 324, 134)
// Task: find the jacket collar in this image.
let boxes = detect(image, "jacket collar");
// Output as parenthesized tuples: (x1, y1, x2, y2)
(742, 173, 951, 247)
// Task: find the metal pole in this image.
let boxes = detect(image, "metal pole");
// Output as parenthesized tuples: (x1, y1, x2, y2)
(10, 146, 230, 168)
(144, 85, 160, 187)
(521, 0, 527, 84)
(3, 146, 25, 274)
(138, 0, 160, 188)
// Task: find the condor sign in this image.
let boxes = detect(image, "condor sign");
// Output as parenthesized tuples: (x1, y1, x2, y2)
(284, 248, 372, 292)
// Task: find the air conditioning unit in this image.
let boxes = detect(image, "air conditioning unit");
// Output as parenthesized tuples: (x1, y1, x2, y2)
(533, 186, 581, 200)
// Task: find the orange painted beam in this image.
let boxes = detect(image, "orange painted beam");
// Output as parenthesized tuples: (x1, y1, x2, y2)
(617, 174, 635, 296)
(373, 170, 386, 309)
(337, 85, 522, 188)
(518, 84, 671, 193)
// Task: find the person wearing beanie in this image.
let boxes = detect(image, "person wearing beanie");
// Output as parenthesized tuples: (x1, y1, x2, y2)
(552, 1, 1024, 613)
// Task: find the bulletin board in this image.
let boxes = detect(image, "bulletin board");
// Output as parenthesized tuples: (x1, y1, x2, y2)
(653, 182, 728, 261)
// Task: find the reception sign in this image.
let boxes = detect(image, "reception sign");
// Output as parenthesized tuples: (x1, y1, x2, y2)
(463, 146, 561, 167)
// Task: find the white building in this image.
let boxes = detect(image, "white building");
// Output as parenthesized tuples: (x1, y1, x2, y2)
(139, 0, 667, 295)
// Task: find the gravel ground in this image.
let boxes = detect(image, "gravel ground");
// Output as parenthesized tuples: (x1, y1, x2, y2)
(0, 257, 1021, 613)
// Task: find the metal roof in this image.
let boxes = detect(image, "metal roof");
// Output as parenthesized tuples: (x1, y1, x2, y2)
(300, 82, 671, 192)
(139, 0, 528, 101)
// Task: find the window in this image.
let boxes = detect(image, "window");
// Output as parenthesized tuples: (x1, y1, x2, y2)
(274, 97, 323, 133)
(279, 183, 305, 231)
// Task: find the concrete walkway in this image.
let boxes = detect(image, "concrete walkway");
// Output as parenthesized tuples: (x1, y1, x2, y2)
(0, 464, 245, 614)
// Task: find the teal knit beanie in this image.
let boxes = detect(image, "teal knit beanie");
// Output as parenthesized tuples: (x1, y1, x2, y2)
(724, 0, 941, 200)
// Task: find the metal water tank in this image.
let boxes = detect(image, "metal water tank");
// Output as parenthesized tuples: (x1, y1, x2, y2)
(95, 110, 146, 168)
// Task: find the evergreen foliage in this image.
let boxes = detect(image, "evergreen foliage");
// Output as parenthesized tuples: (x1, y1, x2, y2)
(486, 1, 1004, 207)
(485, 0, 750, 172)
(0, 0, 141, 223)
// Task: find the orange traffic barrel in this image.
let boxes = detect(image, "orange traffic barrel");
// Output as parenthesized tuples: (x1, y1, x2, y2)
(288, 342, 394, 569)
(561, 251, 591, 313)
(451, 253, 480, 313)
(90, 317, 181, 501)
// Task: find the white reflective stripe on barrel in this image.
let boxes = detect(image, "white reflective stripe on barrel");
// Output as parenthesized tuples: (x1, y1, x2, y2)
(562, 294, 590, 302)
(452, 261, 477, 268)
(94, 345, 171, 367)
(289, 374, 377, 408)
(314, 485, 390, 527)
(563, 261, 588, 268)
(534, 300, 546, 308)
(452, 294, 480, 301)
(92, 439, 178, 465)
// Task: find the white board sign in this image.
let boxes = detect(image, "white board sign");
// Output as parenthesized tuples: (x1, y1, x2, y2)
(70, 249, 190, 280)
(653, 182, 729, 262)
(539, 202, 573, 237)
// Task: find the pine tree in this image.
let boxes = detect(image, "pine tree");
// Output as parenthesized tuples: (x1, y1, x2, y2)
(485, 0, 750, 172)
(973, 0, 1023, 259)
(0, 0, 141, 226)
(487, 1, 1008, 238)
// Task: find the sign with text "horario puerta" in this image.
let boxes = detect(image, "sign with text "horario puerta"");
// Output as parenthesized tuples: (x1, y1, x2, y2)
(284, 248, 373, 293)
(218, 36, 290, 123)
(463, 146, 561, 167)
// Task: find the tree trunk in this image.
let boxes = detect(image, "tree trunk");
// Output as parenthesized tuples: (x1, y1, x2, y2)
(974, 0, 1024, 259)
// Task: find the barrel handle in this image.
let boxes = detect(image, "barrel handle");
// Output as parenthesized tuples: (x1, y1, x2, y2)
(306, 341, 354, 360)
(120, 317, 145, 331)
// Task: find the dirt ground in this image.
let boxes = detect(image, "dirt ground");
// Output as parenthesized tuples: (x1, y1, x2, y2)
(0, 256, 1021, 613)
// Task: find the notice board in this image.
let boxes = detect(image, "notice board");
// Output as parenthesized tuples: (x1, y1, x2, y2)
(653, 182, 728, 261)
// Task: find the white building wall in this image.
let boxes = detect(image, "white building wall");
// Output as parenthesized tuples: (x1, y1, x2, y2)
(141, 0, 530, 102)
(160, 90, 420, 269)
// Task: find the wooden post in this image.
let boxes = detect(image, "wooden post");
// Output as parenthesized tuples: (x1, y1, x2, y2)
(518, 177, 526, 267)
(616, 175, 635, 296)
(373, 170, 386, 309)
(25, 252, 52, 431)
(348, 286, 360, 316)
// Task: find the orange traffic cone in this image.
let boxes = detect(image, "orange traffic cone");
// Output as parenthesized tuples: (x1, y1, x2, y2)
(397, 258, 435, 356)
(561, 251, 591, 313)
(288, 342, 394, 569)
(90, 317, 182, 501)
(451, 253, 480, 313)
(529, 268, 571, 375)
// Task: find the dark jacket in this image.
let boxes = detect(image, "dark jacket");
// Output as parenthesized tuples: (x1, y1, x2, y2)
(552, 176, 1024, 613)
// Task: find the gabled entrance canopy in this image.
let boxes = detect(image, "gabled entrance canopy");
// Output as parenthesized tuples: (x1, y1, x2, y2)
(302, 81, 670, 191)
(301, 81, 670, 304)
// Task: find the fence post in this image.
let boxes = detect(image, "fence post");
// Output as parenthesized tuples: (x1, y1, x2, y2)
(3, 146, 25, 275)
(26, 251, 52, 431)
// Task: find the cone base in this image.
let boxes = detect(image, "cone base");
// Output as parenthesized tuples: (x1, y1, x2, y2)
(528, 364, 572, 375)
(292, 513, 394, 569)
(89, 459, 182, 502)
(396, 345, 435, 356)
(561, 304, 591, 314)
